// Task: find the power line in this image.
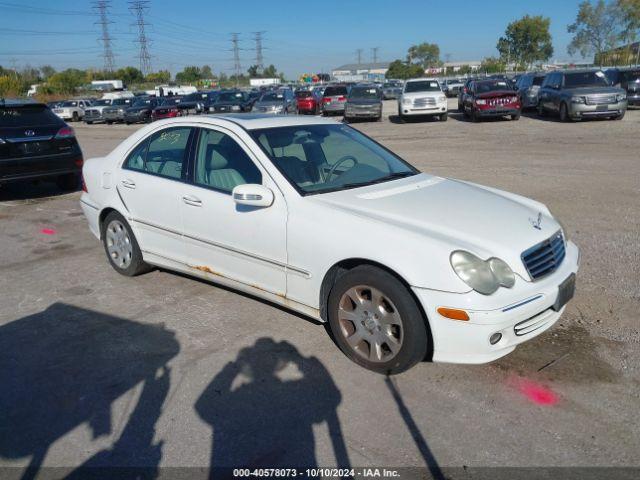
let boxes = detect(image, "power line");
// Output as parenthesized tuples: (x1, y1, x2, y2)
(230, 32, 242, 87)
(93, 1, 115, 72)
(253, 31, 265, 74)
(356, 48, 363, 65)
(129, 0, 152, 75)
(371, 47, 379, 64)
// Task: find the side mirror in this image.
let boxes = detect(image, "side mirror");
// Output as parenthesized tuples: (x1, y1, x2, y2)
(232, 184, 274, 208)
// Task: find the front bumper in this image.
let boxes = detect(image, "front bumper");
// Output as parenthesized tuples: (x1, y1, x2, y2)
(323, 102, 346, 113)
(414, 240, 580, 364)
(54, 111, 75, 120)
(84, 112, 105, 123)
(103, 111, 126, 122)
(400, 101, 447, 116)
(627, 93, 640, 106)
(124, 111, 150, 123)
(344, 107, 382, 118)
(569, 100, 627, 118)
(477, 107, 520, 117)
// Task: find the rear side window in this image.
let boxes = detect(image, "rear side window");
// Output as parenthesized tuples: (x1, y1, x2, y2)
(324, 86, 347, 96)
(532, 76, 545, 86)
(0, 106, 61, 127)
(124, 127, 192, 180)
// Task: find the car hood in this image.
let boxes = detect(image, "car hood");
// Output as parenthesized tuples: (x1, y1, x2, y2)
(563, 86, 625, 96)
(311, 174, 561, 279)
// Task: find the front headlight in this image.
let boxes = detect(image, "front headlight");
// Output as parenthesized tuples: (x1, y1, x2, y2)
(571, 96, 585, 104)
(476, 99, 487, 105)
(402, 97, 412, 105)
(231, 105, 241, 111)
(450, 251, 515, 295)
(438, 95, 446, 103)
(616, 93, 627, 102)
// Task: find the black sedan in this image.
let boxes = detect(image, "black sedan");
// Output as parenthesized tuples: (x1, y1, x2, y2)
(124, 97, 160, 124)
(0, 100, 83, 190)
(211, 91, 253, 113)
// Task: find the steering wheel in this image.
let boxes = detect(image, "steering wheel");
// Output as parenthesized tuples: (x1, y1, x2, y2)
(325, 155, 359, 182)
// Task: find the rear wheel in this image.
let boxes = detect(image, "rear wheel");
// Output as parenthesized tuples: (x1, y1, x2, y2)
(615, 111, 626, 120)
(101, 211, 151, 277)
(327, 265, 429, 375)
(86, 121, 93, 125)
(440, 113, 448, 122)
(537, 103, 546, 117)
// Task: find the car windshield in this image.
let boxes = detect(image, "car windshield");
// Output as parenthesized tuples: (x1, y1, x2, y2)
(95, 99, 111, 106)
(112, 98, 132, 106)
(61, 101, 79, 107)
(218, 92, 244, 102)
(475, 81, 510, 93)
(324, 86, 348, 96)
(404, 81, 440, 93)
(564, 71, 609, 88)
(0, 105, 61, 126)
(133, 98, 153, 107)
(532, 76, 545, 86)
(250, 124, 418, 195)
(349, 87, 380, 99)
(260, 92, 284, 102)
(620, 70, 640, 82)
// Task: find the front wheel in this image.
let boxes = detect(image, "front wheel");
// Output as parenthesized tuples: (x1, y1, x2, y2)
(72, 112, 79, 122)
(327, 265, 429, 375)
(101, 211, 152, 277)
(559, 102, 571, 122)
(615, 111, 626, 120)
(511, 113, 520, 121)
(537, 103, 546, 117)
(440, 113, 448, 122)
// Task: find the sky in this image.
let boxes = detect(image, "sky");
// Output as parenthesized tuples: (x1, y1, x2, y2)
(0, 0, 590, 78)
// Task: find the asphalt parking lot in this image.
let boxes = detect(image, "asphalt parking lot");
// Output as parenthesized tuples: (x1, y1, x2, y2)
(1, 99, 639, 477)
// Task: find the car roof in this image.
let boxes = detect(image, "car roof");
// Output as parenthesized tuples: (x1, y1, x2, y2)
(194, 113, 340, 130)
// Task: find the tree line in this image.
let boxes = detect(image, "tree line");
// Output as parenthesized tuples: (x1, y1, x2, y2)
(386, 0, 640, 79)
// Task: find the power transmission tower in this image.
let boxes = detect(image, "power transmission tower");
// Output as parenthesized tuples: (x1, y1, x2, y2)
(93, 1, 115, 72)
(129, 0, 152, 76)
(253, 31, 266, 74)
(356, 49, 363, 65)
(230, 33, 242, 87)
(371, 47, 379, 64)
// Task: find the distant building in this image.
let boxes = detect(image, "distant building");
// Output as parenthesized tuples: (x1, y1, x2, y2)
(331, 62, 390, 82)
(541, 60, 595, 71)
(443, 61, 481, 72)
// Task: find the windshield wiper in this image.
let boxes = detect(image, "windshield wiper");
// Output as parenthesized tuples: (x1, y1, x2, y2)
(330, 172, 417, 191)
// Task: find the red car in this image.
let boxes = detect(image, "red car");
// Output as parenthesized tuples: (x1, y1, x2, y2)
(461, 79, 521, 122)
(151, 98, 182, 122)
(295, 90, 320, 115)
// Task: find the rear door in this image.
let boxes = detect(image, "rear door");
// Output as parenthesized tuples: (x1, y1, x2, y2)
(117, 126, 195, 263)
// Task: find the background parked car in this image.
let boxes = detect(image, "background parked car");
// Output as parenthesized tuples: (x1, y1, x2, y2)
(515, 72, 546, 109)
(295, 89, 320, 114)
(83, 99, 113, 124)
(398, 78, 448, 121)
(252, 89, 297, 114)
(442, 78, 464, 97)
(461, 79, 521, 122)
(151, 97, 182, 121)
(176, 92, 206, 115)
(605, 67, 640, 107)
(124, 97, 159, 124)
(211, 91, 253, 113)
(1, 100, 83, 190)
(53, 99, 92, 122)
(537, 70, 627, 122)
(102, 97, 134, 124)
(458, 78, 476, 111)
(382, 81, 403, 99)
(321, 85, 349, 116)
(344, 85, 383, 122)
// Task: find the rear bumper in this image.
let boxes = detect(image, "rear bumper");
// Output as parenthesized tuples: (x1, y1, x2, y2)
(0, 154, 81, 184)
(322, 103, 346, 112)
(414, 240, 579, 364)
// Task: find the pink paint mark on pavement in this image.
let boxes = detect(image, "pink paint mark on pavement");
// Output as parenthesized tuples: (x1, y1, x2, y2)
(40, 228, 57, 236)
(509, 376, 559, 406)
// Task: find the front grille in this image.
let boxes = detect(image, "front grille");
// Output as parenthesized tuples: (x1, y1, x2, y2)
(413, 97, 436, 107)
(586, 94, 616, 105)
(487, 96, 514, 106)
(514, 309, 555, 336)
(521, 231, 565, 280)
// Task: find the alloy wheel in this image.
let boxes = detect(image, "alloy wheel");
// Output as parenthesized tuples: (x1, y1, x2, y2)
(337, 285, 403, 363)
(105, 220, 133, 269)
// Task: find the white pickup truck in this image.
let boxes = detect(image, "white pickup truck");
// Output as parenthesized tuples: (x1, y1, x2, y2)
(53, 99, 93, 122)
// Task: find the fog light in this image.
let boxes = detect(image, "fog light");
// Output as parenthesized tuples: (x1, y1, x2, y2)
(490, 333, 502, 345)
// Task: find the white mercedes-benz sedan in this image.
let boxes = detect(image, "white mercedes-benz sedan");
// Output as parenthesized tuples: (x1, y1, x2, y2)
(80, 114, 579, 374)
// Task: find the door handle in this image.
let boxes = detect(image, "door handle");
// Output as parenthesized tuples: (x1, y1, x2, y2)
(121, 179, 136, 189)
(182, 195, 202, 207)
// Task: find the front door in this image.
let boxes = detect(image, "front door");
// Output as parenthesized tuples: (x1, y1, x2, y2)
(179, 127, 288, 296)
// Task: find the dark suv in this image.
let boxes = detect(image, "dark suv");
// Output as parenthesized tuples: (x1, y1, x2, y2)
(606, 67, 640, 107)
(1, 100, 83, 190)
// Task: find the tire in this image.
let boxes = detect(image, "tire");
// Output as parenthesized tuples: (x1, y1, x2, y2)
(537, 103, 546, 117)
(56, 173, 79, 191)
(107, 121, 113, 125)
(343, 116, 350, 123)
(86, 121, 93, 125)
(125, 121, 131, 125)
(472, 108, 481, 123)
(440, 113, 448, 122)
(327, 265, 429, 375)
(376, 115, 382, 122)
(559, 102, 570, 122)
(615, 111, 626, 120)
(101, 211, 152, 277)
(72, 112, 79, 122)
(511, 113, 521, 121)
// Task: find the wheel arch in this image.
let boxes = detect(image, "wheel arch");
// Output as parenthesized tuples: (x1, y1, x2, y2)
(98, 207, 119, 239)
(319, 257, 434, 360)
